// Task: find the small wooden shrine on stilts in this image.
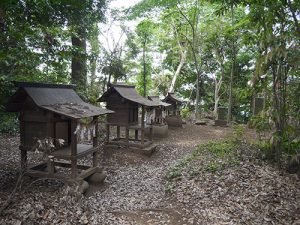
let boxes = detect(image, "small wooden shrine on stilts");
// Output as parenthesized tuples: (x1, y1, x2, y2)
(145, 96, 170, 138)
(163, 92, 183, 127)
(98, 83, 158, 155)
(6, 82, 113, 193)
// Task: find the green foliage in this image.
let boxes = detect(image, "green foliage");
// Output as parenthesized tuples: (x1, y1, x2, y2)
(165, 181, 175, 194)
(208, 141, 236, 157)
(181, 107, 192, 119)
(0, 0, 108, 134)
(166, 140, 239, 181)
(0, 112, 19, 134)
(231, 124, 246, 143)
(250, 113, 272, 143)
(204, 163, 221, 173)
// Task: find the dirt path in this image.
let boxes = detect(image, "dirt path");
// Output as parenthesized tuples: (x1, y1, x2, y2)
(1, 124, 298, 225)
(85, 124, 233, 224)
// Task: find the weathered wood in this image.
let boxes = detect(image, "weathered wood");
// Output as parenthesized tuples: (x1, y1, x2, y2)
(108, 139, 153, 148)
(93, 152, 98, 167)
(51, 144, 99, 160)
(21, 149, 27, 170)
(141, 106, 145, 145)
(93, 116, 99, 167)
(7, 81, 109, 184)
(55, 121, 69, 147)
(149, 126, 153, 141)
(30, 162, 48, 170)
(19, 120, 25, 148)
(70, 120, 78, 178)
(117, 126, 120, 138)
(99, 84, 158, 153)
(46, 111, 54, 139)
(106, 124, 110, 142)
(26, 169, 68, 181)
(53, 161, 90, 170)
(125, 127, 129, 146)
(19, 111, 47, 122)
(78, 167, 100, 179)
(47, 158, 55, 174)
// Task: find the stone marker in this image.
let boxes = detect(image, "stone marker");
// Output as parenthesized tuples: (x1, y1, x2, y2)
(253, 97, 265, 115)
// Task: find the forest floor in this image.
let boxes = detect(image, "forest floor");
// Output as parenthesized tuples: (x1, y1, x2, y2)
(0, 123, 299, 225)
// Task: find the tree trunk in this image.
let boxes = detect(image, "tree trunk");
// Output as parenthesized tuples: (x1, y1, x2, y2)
(89, 25, 100, 91)
(193, 49, 203, 119)
(90, 59, 96, 89)
(227, 61, 234, 123)
(169, 49, 186, 93)
(213, 76, 222, 116)
(287, 0, 300, 38)
(143, 40, 147, 97)
(106, 60, 112, 90)
(71, 27, 87, 95)
(227, 3, 235, 123)
(169, 42, 187, 93)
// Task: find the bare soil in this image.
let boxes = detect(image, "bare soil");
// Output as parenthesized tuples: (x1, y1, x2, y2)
(0, 123, 299, 225)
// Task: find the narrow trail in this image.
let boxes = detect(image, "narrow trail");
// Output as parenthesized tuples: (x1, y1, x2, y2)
(91, 124, 233, 224)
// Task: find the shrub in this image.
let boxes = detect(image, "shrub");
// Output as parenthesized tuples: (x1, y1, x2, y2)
(181, 107, 191, 119)
(0, 112, 19, 134)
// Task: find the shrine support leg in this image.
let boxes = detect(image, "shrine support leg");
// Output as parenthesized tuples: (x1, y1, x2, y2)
(125, 127, 129, 146)
(141, 106, 145, 145)
(47, 160, 55, 174)
(150, 127, 153, 141)
(106, 124, 110, 143)
(117, 126, 120, 139)
(93, 116, 99, 167)
(71, 120, 78, 178)
(71, 157, 78, 178)
(21, 149, 27, 171)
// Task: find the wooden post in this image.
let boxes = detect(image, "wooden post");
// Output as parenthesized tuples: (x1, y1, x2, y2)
(71, 119, 78, 178)
(47, 157, 55, 174)
(21, 149, 27, 171)
(93, 116, 99, 167)
(135, 130, 138, 140)
(125, 127, 129, 146)
(46, 112, 55, 174)
(117, 126, 120, 139)
(19, 119, 27, 170)
(150, 126, 153, 141)
(106, 124, 110, 143)
(141, 106, 145, 145)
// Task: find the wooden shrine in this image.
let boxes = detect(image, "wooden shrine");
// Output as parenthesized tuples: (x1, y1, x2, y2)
(6, 82, 113, 192)
(98, 83, 158, 155)
(145, 96, 170, 138)
(163, 92, 183, 127)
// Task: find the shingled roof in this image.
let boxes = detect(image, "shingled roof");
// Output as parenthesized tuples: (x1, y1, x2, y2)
(148, 96, 170, 107)
(98, 83, 158, 107)
(163, 92, 183, 104)
(6, 82, 113, 119)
